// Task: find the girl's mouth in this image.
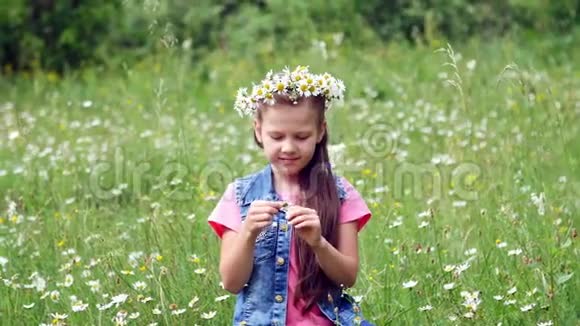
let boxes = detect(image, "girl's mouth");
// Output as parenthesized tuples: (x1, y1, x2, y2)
(279, 157, 299, 162)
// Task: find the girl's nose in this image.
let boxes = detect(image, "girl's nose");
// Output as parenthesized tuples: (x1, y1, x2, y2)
(281, 140, 297, 154)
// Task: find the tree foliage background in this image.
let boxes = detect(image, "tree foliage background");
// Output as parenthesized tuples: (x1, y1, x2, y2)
(1, 0, 578, 72)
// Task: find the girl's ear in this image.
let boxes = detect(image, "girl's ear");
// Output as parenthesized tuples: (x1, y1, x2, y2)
(317, 120, 327, 143)
(254, 119, 262, 143)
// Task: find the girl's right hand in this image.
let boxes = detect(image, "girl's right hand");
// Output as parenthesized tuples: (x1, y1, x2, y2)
(242, 200, 284, 240)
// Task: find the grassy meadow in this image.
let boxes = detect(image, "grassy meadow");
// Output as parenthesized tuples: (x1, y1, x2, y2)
(0, 32, 579, 325)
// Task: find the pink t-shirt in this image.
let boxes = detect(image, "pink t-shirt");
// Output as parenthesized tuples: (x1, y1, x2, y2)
(208, 177, 372, 326)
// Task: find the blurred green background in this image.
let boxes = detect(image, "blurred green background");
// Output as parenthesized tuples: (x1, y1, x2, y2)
(1, 0, 578, 73)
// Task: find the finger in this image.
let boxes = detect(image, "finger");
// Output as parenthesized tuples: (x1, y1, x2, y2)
(251, 202, 283, 215)
(288, 210, 317, 222)
(293, 219, 319, 229)
(250, 206, 279, 215)
(254, 221, 274, 229)
(288, 215, 307, 225)
(268, 201, 285, 209)
(286, 207, 312, 220)
(246, 213, 271, 224)
(251, 200, 273, 206)
(288, 214, 315, 226)
(252, 200, 285, 209)
(252, 213, 273, 222)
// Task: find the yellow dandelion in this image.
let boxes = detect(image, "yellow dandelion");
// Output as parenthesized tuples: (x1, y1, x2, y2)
(57, 240, 66, 247)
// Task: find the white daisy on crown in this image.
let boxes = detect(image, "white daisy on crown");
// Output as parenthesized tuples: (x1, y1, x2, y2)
(234, 65, 346, 117)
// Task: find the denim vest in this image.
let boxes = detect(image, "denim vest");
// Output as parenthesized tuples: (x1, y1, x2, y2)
(231, 164, 373, 326)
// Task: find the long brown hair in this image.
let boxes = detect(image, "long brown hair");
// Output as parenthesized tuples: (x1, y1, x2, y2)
(254, 95, 341, 311)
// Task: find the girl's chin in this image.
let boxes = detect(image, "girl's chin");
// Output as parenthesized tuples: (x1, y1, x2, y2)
(273, 163, 302, 176)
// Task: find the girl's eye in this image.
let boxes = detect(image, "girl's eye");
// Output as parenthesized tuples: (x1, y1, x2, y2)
(296, 135, 309, 140)
(271, 135, 283, 140)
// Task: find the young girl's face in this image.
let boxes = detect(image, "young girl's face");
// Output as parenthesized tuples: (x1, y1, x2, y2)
(254, 100, 326, 179)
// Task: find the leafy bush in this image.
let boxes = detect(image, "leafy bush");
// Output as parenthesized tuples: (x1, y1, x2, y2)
(0, 0, 121, 72)
(357, 0, 578, 43)
(1, 0, 577, 72)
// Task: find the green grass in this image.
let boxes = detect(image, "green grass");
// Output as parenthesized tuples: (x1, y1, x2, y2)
(0, 32, 578, 325)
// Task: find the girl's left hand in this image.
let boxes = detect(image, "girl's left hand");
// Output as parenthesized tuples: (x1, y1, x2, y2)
(286, 205, 323, 248)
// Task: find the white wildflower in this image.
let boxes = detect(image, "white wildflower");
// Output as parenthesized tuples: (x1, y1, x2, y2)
(171, 308, 186, 315)
(188, 296, 199, 308)
(201, 311, 217, 319)
(72, 301, 89, 312)
(50, 290, 61, 302)
(418, 305, 433, 311)
(64, 274, 74, 287)
(464, 248, 477, 256)
(214, 295, 229, 302)
(86, 279, 101, 293)
(443, 283, 455, 290)
(111, 293, 129, 307)
(443, 265, 456, 272)
(133, 281, 147, 291)
(530, 192, 546, 216)
(508, 248, 522, 256)
(402, 280, 418, 289)
(466, 59, 477, 71)
(537, 321, 553, 326)
(520, 303, 535, 312)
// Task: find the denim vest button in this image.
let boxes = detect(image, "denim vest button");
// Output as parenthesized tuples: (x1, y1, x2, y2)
(280, 223, 288, 232)
(275, 295, 284, 303)
(276, 257, 285, 266)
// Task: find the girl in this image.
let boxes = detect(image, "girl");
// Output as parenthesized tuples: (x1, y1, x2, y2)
(208, 66, 373, 325)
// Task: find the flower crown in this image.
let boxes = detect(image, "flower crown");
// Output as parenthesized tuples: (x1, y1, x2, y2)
(234, 65, 346, 117)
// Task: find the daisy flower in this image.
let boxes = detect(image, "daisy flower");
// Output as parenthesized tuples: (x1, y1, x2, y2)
(201, 311, 217, 319)
(402, 280, 418, 289)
